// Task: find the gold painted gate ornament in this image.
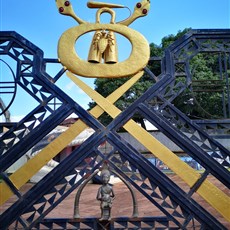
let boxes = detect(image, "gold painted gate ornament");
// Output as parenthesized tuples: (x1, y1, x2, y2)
(56, 0, 150, 78)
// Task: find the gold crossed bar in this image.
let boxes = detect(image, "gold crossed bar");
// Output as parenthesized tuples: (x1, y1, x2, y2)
(0, 71, 143, 205)
(66, 71, 230, 222)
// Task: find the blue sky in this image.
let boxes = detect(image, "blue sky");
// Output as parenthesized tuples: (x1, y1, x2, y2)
(0, 0, 229, 121)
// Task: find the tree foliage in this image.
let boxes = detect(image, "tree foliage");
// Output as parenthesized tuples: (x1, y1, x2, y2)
(175, 52, 226, 119)
(89, 74, 153, 126)
(89, 28, 228, 125)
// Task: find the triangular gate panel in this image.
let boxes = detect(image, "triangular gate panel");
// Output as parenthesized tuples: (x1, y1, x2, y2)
(0, 30, 229, 230)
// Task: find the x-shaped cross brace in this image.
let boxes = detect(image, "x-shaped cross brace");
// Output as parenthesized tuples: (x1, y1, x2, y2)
(0, 71, 143, 204)
(1, 71, 229, 222)
(67, 71, 230, 222)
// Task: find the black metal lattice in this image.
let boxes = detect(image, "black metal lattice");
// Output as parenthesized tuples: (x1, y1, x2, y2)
(0, 30, 230, 230)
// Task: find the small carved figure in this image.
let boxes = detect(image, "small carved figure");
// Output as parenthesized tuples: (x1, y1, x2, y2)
(97, 168, 115, 221)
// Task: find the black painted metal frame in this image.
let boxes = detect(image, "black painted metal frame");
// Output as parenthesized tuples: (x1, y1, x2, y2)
(0, 30, 230, 229)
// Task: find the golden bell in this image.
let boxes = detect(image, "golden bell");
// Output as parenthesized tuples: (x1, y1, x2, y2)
(87, 8, 118, 64)
(104, 31, 118, 64)
(88, 30, 102, 63)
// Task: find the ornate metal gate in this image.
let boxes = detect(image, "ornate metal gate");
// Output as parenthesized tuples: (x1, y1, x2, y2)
(0, 2, 230, 229)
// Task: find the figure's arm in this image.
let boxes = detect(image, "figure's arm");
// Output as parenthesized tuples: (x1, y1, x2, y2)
(111, 188, 115, 199)
(118, 0, 150, 26)
(97, 187, 102, 201)
(56, 0, 86, 24)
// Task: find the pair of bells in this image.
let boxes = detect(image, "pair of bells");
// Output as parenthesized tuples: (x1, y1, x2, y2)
(88, 8, 118, 64)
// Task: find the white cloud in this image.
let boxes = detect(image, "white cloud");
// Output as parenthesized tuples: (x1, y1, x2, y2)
(65, 81, 75, 91)
(10, 115, 25, 122)
(76, 88, 86, 95)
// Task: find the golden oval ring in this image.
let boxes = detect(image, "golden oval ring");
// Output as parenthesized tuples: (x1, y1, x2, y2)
(58, 23, 150, 78)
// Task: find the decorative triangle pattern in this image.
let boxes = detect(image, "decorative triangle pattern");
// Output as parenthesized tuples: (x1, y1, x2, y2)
(0, 40, 10, 50)
(1, 31, 229, 230)
(148, 103, 230, 170)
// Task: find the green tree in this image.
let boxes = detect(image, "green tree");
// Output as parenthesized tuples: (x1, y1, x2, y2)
(180, 53, 225, 119)
(89, 28, 227, 126)
(161, 29, 191, 49)
(89, 74, 153, 127)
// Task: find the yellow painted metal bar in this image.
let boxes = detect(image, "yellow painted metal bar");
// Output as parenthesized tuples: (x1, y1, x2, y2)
(0, 120, 86, 205)
(0, 71, 143, 205)
(89, 71, 144, 118)
(67, 72, 230, 221)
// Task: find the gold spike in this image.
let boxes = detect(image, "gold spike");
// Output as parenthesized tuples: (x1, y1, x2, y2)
(87, 1, 124, 8)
